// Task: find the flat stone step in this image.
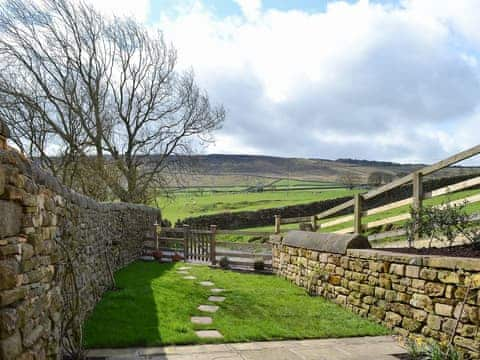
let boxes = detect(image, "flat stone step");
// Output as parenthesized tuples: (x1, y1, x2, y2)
(198, 305, 219, 313)
(208, 296, 226, 302)
(183, 276, 196, 280)
(178, 267, 191, 271)
(190, 316, 213, 325)
(210, 288, 225, 294)
(199, 281, 215, 287)
(195, 330, 223, 339)
(177, 270, 189, 275)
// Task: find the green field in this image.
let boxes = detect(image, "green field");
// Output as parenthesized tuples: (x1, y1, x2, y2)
(84, 262, 388, 348)
(158, 181, 356, 223)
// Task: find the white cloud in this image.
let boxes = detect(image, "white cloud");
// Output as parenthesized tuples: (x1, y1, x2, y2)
(155, 0, 480, 163)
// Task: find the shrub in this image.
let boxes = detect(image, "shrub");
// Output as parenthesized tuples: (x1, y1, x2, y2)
(219, 256, 230, 269)
(253, 259, 265, 271)
(404, 201, 480, 248)
(152, 250, 163, 260)
(405, 337, 465, 360)
(172, 253, 183, 262)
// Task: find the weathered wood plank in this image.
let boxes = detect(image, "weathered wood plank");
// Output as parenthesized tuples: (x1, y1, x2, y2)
(333, 226, 355, 234)
(216, 230, 271, 236)
(216, 251, 272, 259)
(368, 229, 406, 241)
(363, 198, 413, 216)
(424, 176, 480, 199)
(320, 214, 354, 228)
(365, 213, 411, 229)
(280, 216, 311, 224)
(420, 144, 480, 176)
(316, 199, 355, 220)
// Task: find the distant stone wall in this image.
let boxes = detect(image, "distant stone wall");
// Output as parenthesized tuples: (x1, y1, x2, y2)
(272, 237, 480, 358)
(179, 196, 352, 229)
(0, 144, 160, 359)
(180, 174, 479, 230)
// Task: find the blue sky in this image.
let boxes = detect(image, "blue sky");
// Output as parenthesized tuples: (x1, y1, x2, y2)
(88, 0, 480, 164)
(148, 0, 402, 23)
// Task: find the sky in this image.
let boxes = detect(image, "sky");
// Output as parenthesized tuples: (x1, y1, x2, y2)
(81, 1, 480, 164)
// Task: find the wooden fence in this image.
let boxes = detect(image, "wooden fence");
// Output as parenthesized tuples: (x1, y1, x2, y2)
(153, 226, 272, 270)
(275, 144, 480, 241)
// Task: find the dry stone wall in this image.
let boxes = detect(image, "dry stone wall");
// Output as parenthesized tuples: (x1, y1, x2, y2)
(272, 238, 480, 358)
(0, 146, 160, 359)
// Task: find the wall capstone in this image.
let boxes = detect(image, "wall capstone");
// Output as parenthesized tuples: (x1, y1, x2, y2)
(282, 230, 370, 254)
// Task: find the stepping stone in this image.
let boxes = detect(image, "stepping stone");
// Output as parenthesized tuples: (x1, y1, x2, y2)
(210, 288, 225, 294)
(198, 305, 219, 313)
(178, 267, 191, 271)
(183, 276, 196, 280)
(177, 270, 189, 275)
(195, 330, 223, 339)
(190, 316, 213, 325)
(199, 281, 214, 287)
(208, 296, 226, 302)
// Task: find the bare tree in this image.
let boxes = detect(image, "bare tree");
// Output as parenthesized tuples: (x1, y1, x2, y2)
(0, 0, 225, 203)
(337, 173, 361, 189)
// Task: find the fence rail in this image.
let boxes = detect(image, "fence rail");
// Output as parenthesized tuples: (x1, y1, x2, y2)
(275, 144, 480, 240)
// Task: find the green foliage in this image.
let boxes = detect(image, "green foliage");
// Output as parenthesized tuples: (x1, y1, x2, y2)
(405, 200, 480, 248)
(253, 259, 265, 271)
(84, 262, 388, 348)
(405, 338, 465, 360)
(219, 256, 230, 269)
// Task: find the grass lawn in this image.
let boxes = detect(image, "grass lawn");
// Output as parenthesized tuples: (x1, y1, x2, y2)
(157, 187, 356, 224)
(84, 262, 388, 348)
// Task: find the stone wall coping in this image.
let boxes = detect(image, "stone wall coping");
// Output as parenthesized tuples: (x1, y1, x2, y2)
(347, 248, 480, 271)
(282, 230, 371, 255)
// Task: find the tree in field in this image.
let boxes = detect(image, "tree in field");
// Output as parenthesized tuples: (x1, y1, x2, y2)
(0, 0, 225, 203)
(337, 173, 361, 189)
(367, 171, 395, 187)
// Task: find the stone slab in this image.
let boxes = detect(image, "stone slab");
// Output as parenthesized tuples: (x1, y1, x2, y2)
(208, 296, 226, 302)
(178, 267, 191, 271)
(210, 288, 225, 294)
(191, 316, 213, 325)
(195, 330, 223, 339)
(199, 281, 215, 287)
(198, 305, 219, 313)
(177, 271, 189, 275)
(283, 230, 370, 255)
(87, 336, 407, 360)
(183, 276, 196, 280)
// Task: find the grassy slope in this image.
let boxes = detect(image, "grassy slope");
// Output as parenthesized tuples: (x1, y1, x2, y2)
(84, 262, 388, 348)
(158, 187, 356, 223)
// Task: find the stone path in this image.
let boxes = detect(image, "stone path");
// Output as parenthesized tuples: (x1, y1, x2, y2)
(179, 265, 224, 339)
(86, 336, 407, 359)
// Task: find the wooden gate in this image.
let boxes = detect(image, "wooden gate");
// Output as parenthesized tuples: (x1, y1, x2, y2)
(183, 225, 216, 264)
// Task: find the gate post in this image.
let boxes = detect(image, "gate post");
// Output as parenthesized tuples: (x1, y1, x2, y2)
(210, 225, 217, 265)
(183, 224, 190, 262)
(354, 193, 363, 234)
(412, 171, 424, 242)
(274, 215, 281, 234)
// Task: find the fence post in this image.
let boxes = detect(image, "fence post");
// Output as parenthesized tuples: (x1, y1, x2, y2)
(183, 224, 190, 262)
(412, 171, 423, 241)
(154, 222, 161, 250)
(310, 216, 317, 232)
(210, 225, 217, 266)
(354, 193, 363, 234)
(274, 215, 281, 234)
